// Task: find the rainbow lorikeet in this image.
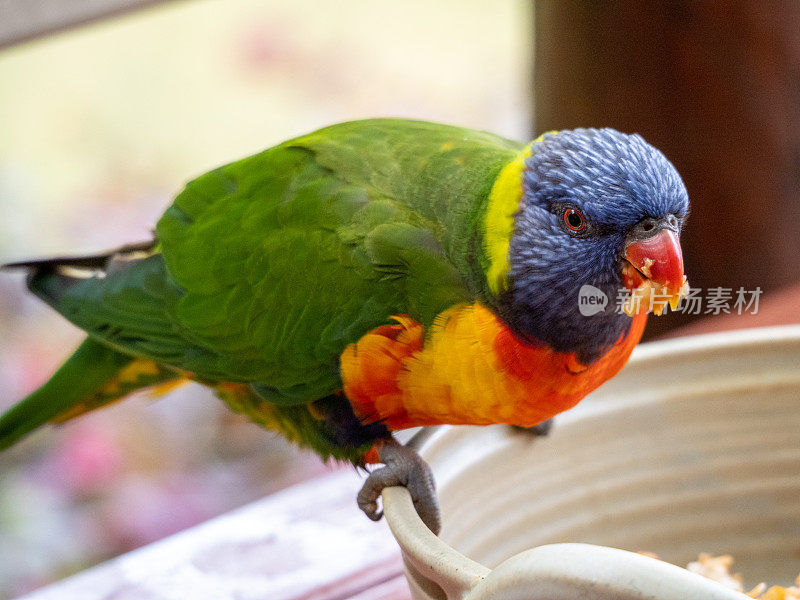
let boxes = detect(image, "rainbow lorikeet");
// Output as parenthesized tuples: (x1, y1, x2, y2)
(0, 119, 688, 534)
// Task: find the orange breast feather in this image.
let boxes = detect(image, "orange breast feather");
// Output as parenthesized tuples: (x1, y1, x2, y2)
(340, 303, 646, 430)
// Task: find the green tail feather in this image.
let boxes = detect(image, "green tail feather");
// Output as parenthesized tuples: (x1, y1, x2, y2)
(0, 338, 167, 450)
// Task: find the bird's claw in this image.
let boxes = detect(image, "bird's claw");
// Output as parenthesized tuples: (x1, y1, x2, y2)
(357, 439, 441, 535)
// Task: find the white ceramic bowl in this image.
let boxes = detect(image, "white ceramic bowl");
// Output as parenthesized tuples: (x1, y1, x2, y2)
(382, 326, 800, 599)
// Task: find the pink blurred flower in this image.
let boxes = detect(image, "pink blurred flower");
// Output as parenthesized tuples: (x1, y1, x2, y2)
(40, 423, 124, 495)
(102, 475, 218, 549)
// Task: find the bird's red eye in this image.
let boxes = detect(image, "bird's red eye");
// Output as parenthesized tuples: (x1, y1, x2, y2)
(564, 208, 586, 232)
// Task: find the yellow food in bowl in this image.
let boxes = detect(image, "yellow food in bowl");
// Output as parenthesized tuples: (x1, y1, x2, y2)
(667, 553, 800, 599)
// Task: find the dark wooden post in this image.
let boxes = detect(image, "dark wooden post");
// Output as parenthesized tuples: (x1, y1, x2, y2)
(534, 1, 800, 335)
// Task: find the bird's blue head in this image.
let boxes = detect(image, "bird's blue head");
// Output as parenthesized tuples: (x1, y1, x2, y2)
(498, 128, 690, 364)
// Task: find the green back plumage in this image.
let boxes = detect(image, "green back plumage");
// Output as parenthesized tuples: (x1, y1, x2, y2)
(284, 119, 524, 290)
(154, 119, 522, 401)
(8, 120, 524, 410)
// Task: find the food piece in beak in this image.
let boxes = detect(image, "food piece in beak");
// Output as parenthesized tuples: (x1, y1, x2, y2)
(621, 229, 689, 316)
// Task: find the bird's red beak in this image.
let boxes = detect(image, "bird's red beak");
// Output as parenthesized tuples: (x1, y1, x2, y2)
(624, 229, 684, 295)
(621, 229, 688, 315)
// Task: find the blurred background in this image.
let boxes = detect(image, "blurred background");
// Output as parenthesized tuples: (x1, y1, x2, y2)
(2, 1, 799, 598)
(0, 0, 529, 596)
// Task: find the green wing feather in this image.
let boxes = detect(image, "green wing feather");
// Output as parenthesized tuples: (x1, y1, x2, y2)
(27, 254, 194, 365)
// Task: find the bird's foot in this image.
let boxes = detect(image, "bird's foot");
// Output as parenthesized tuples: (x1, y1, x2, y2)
(512, 418, 554, 437)
(357, 438, 441, 535)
